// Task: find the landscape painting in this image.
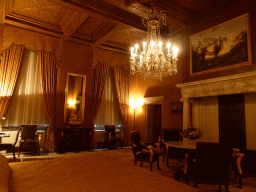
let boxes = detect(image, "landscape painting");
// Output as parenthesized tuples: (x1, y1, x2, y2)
(170, 102, 183, 114)
(190, 13, 251, 75)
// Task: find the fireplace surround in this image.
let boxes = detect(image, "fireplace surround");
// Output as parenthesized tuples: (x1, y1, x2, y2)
(176, 71, 256, 151)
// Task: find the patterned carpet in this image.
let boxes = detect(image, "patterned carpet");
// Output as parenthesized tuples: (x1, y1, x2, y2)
(4, 147, 256, 192)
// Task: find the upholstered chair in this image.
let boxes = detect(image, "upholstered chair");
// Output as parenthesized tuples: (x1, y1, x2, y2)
(131, 131, 160, 171)
(184, 142, 230, 191)
(16, 125, 41, 157)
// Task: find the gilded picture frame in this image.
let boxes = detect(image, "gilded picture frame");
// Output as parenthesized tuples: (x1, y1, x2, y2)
(190, 13, 252, 76)
(170, 102, 183, 114)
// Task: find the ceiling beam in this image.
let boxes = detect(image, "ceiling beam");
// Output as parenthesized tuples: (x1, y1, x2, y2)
(61, 12, 89, 38)
(93, 24, 123, 47)
(61, 0, 146, 31)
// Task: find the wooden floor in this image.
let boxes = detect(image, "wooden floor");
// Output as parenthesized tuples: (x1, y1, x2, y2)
(2, 147, 256, 192)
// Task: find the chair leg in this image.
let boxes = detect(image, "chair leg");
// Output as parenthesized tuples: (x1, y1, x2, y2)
(38, 145, 40, 155)
(238, 174, 242, 188)
(140, 161, 143, 167)
(134, 158, 137, 165)
(18, 147, 20, 157)
(218, 184, 222, 192)
(12, 147, 16, 162)
(185, 174, 189, 185)
(157, 160, 160, 170)
(225, 183, 229, 192)
(194, 180, 198, 188)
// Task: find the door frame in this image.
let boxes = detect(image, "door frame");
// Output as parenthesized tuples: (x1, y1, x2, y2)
(143, 96, 164, 143)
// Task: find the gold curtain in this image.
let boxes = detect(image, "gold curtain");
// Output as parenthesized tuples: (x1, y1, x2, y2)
(38, 50, 58, 152)
(3, 51, 49, 127)
(0, 44, 25, 119)
(113, 67, 129, 145)
(94, 68, 123, 130)
(91, 62, 109, 147)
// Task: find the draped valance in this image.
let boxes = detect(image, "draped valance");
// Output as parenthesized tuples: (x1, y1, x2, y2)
(93, 47, 130, 73)
(2, 24, 61, 61)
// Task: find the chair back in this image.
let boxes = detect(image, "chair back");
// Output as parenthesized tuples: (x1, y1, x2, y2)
(20, 125, 37, 139)
(131, 131, 142, 154)
(131, 131, 141, 145)
(105, 125, 116, 137)
(195, 142, 230, 180)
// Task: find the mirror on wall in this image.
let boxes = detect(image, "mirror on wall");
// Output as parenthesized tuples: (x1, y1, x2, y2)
(64, 73, 86, 125)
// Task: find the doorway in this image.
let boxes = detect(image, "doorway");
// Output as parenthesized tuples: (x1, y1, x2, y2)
(146, 104, 162, 144)
(218, 94, 246, 150)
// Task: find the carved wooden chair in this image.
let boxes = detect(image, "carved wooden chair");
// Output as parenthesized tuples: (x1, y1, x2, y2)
(16, 125, 41, 157)
(131, 131, 160, 171)
(157, 136, 166, 163)
(184, 142, 230, 191)
(105, 125, 118, 149)
(231, 148, 245, 188)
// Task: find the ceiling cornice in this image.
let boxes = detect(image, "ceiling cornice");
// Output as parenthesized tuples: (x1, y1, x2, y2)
(101, 40, 128, 52)
(61, 0, 146, 31)
(92, 22, 116, 43)
(5, 12, 63, 35)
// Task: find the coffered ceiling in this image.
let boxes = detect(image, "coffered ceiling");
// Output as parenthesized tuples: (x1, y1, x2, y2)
(2, 0, 235, 54)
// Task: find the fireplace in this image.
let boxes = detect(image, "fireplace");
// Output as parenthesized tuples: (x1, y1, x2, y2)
(176, 71, 256, 151)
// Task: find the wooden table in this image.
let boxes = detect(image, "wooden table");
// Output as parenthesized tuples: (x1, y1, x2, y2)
(58, 127, 92, 153)
(0, 133, 15, 161)
(0, 132, 10, 143)
(165, 141, 196, 167)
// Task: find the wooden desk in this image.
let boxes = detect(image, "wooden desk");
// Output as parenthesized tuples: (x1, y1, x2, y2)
(0, 133, 10, 143)
(165, 141, 196, 167)
(0, 133, 15, 161)
(58, 127, 92, 153)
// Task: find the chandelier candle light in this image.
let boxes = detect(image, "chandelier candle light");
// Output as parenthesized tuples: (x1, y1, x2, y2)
(130, 7, 179, 81)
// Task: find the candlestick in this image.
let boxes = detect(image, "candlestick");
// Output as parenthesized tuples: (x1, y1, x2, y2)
(143, 42, 146, 53)
(158, 41, 162, 54)
(135, 44, 138, 55)
(167, 43, 171, 55)
(173, 46, 178, 59)
(131, 47, 134, 57)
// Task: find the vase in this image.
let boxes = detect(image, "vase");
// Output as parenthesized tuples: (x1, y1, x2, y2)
(188, 139, 197, 145)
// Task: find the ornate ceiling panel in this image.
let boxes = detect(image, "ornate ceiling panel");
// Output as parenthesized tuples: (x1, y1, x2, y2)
(107, 27, 146, 47)
(12, 0, 65, 24)
(2, 0, 236, 53)
(75, 16, 105, 35)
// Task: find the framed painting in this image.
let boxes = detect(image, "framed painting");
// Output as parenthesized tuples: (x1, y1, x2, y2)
(190, 13, 252, 75)
(170, 102, 183, 114)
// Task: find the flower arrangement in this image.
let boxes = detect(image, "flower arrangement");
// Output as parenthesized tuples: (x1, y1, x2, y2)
(182, 126, 202, 140)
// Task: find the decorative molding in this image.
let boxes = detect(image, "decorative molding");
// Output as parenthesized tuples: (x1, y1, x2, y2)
(4, 0, 63, 34)
(92, 22, 116, 43)
(143, 96, 164, 104)
(101, 40, 128, 52)
(61, 0, 145, 31)
(176, 71, 256, 98)
(5, 12, 62, 34)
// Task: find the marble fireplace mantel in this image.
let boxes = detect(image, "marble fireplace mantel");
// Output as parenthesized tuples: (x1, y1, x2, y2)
(176, 71, 256, 99)
(176, 71, 256, 129)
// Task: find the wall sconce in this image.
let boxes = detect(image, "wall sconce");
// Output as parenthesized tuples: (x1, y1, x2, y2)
(68, 100, 75, 108)
(129, 98, 144, 131)
(67, 99, 76, 122)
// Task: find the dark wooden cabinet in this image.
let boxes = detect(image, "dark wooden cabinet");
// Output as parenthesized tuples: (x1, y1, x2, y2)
(58, 127, 92, 153)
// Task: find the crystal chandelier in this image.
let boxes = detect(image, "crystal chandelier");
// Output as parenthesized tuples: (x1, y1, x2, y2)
(130, 7, 178, 81)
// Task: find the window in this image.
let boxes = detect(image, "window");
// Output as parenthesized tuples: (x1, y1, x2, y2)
(94, 68, 122, 131)
(1, 50, 49, 128)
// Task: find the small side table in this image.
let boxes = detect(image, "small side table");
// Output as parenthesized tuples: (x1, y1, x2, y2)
(0, 134, 16, 161)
